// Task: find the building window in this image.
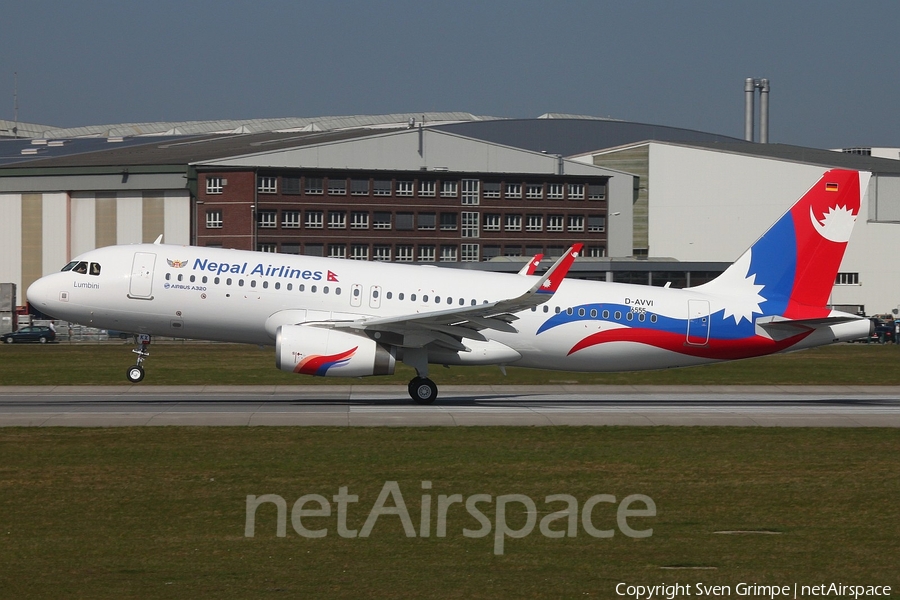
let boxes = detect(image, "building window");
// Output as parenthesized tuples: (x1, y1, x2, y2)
(526, 215, 543, 231)
(305, 177, 324, 195)
(258, 243, 277, 252)
(328, 178, 347, 195)
(373, 212, 392, 230)
(482, 182, 501, 199)
(257, 211, 277, 228)
(588, 215, 606, 232)
(328, 244, 346, 259)
(505, 214, 522, 231)
(396, 213, 414, 231)
(205, 210, 223, 228)
(417, 213, 436, 230)
(206, 177, 224, 194)
(304, 244, 324, 257)
(588, 184, 606, 200)
(504, 246, 522, 257)
(440, 212, 458, 231)
(585, 246, 605, 258)
(419, 181, 436, 197)
(461, 244, 480, 262)
(568, 183, 584, 200)
(461, 179, 480, 205)
(835, 272, 860, 285)
(482, 245, 501, 261)
(396, 181, 414, 196)
(526, 184, 544, 200)
(351, 211, 369, 229)
(440, 245, 458, 262)
(283, 177, 301, 194)
(505, 183, 522, 198)
(350, 244, 369, 260)
(547, 184, 564, 200)
(328, 211, 346, 229)
(418, 245, 436, 262)
(461, 211, 479, 238)
(396, 245, 414, 262)
(281, 243, 300, 254)
(305, 211, 323, 229)
(373, 245, 391, 261)
(258, 176, 277, 194)
(351, 179, 369, 195)
(483, 214, 501, 231)
(373, 180, 392, 196)
(440, 180, 458, 198)
(547, 215, 564, 231)
(567, 215, 584, 232)
(282, 211, 301, 228)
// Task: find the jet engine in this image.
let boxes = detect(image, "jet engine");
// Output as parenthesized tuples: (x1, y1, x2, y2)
(275, 325, 396, 377)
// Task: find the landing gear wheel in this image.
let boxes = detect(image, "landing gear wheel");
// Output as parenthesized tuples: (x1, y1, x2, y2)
(126, 365, 145, 383)
(408, 377, 438, 405)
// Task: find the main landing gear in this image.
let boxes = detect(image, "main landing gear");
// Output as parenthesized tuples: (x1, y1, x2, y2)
(408, 377, 438, 405)
(126, 334, 151, 383)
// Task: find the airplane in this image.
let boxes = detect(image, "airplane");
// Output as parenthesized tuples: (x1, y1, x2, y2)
(26, 168, 873, 404)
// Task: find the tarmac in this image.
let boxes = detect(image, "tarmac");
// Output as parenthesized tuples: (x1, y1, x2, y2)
(0, 385, 899, 427)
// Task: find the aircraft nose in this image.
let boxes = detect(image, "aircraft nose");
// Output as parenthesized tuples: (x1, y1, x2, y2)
(26, 275, 57, 311)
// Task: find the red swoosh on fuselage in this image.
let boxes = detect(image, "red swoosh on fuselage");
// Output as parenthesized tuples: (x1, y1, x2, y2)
(568, 328, 813, 360)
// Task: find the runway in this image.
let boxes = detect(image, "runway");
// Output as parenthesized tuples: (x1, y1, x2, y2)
(0, 385, 899, 427)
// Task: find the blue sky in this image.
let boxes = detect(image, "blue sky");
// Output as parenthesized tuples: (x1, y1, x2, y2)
(2, 1, 898, 149)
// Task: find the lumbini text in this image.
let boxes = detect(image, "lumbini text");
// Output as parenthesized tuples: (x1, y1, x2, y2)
(244, 480, 656, 555)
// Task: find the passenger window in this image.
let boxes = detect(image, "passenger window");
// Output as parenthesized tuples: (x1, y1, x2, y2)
(202, 276, 208, 284)
(336, 288, 341, 295)
(399, 293, 405, 300)
(287, 283, 292, 291)
(626, 312, 634, 321)
(602, 310, 609, 319)
(423, 295, 428, 302)
(590, 309, 597, 318)
(386, 292, 392, 299)
(262, 281, 268, 289)
(165, 273, 171, 281)
(190, 275, 195, 283)
(311, 285, 317, 293)
(250, 280, 256, 288)
(650, 314, 658, 323)
(238, 279, 244, 287)
(177, 274, 183, 282)
(274, 282, 280, 290)
(214, 277, 220, 284)
(299, 284, 305, 292)
(411, 294, 417, 301)
(614, 311, 622, 320)
(555, 307, 561, 314)
(324, 286, 329, 294)
(577, 308, 585, 317)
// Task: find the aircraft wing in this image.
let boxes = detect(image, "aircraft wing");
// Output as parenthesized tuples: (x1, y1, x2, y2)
(331, 245, 582, 351)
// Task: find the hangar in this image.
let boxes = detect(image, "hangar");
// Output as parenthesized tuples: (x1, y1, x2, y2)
(2, 113, 898, 316)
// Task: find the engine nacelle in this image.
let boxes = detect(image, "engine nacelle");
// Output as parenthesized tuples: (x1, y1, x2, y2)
(276, 325, 396, 377)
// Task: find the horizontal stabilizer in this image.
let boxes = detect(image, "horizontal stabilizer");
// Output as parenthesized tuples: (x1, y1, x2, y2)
(755, 314, 865, 341)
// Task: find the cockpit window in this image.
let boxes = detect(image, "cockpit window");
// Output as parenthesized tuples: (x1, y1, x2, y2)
(63, 261, 101, 275)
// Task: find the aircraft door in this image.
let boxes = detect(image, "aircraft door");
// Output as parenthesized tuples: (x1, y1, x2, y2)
(686, 299, 710, 346)
(369, 285, 382, 309)
(129, 252, 156, 300)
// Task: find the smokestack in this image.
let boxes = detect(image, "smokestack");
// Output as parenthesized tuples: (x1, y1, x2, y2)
(743, 77, 771, 143)
(759, 78, 769, 144)
(744, 78, 755, 142)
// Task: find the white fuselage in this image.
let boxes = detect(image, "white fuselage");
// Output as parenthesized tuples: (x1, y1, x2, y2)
(27, 243, 870, 374)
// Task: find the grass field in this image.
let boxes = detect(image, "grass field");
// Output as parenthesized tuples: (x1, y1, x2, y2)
(1, 344, 898, 597)
(0, 340, 899, 386)
(0, 427, 897, 598)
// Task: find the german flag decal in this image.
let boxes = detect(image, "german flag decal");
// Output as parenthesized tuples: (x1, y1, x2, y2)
(825, 182, 839, 192)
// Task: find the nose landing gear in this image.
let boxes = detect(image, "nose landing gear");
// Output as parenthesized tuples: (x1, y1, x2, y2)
(126, 334, 151, 383)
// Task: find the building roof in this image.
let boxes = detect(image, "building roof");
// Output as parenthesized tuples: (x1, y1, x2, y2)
(432, 118, 744, 157)
(0, 112, 497, 140)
